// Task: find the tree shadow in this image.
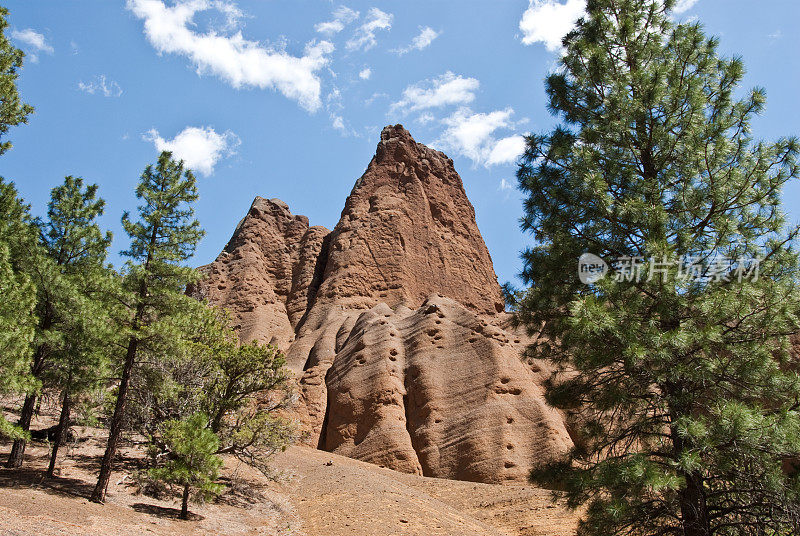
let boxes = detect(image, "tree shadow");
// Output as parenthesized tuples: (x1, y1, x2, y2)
(70, 451, 145, 475)
(0, 467, 96, 499)
(130, 502, 204, 521)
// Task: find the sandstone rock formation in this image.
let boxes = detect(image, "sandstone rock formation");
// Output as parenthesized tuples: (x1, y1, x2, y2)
(196, 125, 573, 483)
(195, 197, 329, 350)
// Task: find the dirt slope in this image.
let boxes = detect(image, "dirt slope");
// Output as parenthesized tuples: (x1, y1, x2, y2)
(0, 415, 578, 536)
(273, 446, 578, 536)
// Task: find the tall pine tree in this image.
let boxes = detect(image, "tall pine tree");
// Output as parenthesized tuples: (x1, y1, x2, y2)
(515, 1, 800, 534)
(91, 151, 204, 503)
(6, 177, 113, 468)
(36, 177, 114, 476)
(0, 4, 38, 451)
(0, 182, 36, 439)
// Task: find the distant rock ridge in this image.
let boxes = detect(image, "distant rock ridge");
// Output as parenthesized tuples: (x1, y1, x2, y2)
(195, 125, 572, 483)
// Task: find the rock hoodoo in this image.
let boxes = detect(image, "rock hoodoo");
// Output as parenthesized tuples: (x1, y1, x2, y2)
(196, 125, 572, 483)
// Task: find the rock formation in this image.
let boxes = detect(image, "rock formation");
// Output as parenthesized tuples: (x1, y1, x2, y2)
(196, 125, 572, 483)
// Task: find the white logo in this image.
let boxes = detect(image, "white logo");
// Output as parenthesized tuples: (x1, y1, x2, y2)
(578, 253, 608, 284)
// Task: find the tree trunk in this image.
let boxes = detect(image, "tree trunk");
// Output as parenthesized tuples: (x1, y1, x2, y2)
(5, 393, 36, 468)
(670, 416, 711, 536)
(678, 470, 711, 536)
(180, 483, 190, 520)
(46, 388, 71, 477)
(7, 311, 54, 468)
(91, 220, 157, 504)
(90, 336, 138, 503)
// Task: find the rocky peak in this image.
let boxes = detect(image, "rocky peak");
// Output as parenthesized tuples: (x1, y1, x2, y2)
(194, 127, 570, 484)
(200, 195, 328, 349)
(315, 124, 505, 317)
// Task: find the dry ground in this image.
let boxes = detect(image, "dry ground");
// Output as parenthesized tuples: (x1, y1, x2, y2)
(0, 404, 578, 536)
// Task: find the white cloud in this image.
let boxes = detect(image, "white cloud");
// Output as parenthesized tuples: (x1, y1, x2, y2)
(499, 178, 514, 191)
(390, 72, 479, 115)
(10, 28, 54, 62)
(127, 0, 334, 112)
(487, 135, 526, 166)
(519, 0, 585, 52)
(365, 91, 388, 106)
(325, 86, 353, 135)
(435, 107, 525, 167)
(78, 75, 123, 97)
(673, 0, 700, 13)
(415, 112, 435, 126)
(359, 67, 371, 80)
(393, 26, 439, 55)
(519, 0, 701, 52)
(315, 6, 359, 35)
(346, 8, 392, 51)
(144, 126, 240, 176)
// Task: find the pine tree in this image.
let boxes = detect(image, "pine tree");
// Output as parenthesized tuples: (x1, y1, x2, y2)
(0, 4, 38, 459)
(0, 242, 35, 439)
(148, 413, 223, 521)
(0, 6, 33, 155)
(35, 177, 115, 476)
(6, 177, 113, 468)
(0, 179, 38, 441)
(515, 1, 800, 534)
(91, 151, 204, 503)
(128, 307, 294, 476)
(198, 318, 294, 472)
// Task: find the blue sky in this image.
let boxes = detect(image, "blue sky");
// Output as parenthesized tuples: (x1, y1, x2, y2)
(1, 0, 798, 286)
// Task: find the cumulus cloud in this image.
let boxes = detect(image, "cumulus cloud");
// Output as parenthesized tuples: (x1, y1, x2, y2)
(78, 75, 123, 97)
(315, 6, 359, 35)
(519, 0, 585, 52)
(520, 0, 701, 52)
(487, 135, 526, 166)
(390, 72, 479, 115)
(10, 28, 54, 62)
(359, 67, 371, 80)
(435, 108, 525, 167)
(673, 0, 700, 13)
(127, 0, 334, 112)
(392, 26, 439, 55)
(144, 126, 240, 176)
(346, 7, 392, 51)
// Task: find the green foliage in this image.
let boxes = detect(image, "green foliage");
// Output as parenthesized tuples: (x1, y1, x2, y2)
(0, 177, 39, 268)
(148, 413, 224, 508)
(130, 307, 295, 476)
(205, 336, 295, 472)
(0, 242, 35, 439)
(33, 177, 116, 471)
(0, 6, 33, 155)
(93, 151, 205, 502)
(37, 176, 115, 388)
(116, 150, 206, 359)
(515, 1, 800, 534)
(0, 179, 38, 439)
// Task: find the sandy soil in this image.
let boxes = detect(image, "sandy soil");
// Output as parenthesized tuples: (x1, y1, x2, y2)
(0, 406, 578, 536)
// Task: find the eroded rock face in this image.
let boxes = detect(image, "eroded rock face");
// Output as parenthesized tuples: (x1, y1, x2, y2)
(195, 197, 329, 351)
(319, 296, 570, 482)
(196, 125, 572, 483)
(312, 124, 505, 316)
